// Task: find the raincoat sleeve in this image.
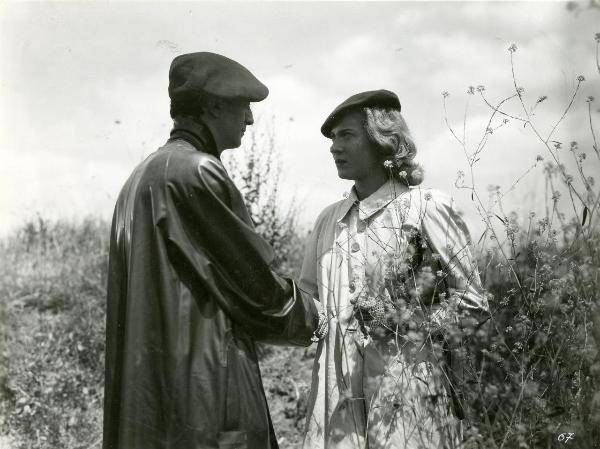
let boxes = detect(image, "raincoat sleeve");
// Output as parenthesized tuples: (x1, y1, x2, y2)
(420, 190, 490, 329)
(420, 190, 490, 419)
(298, 227, 320, 301)
(161, 154, 318, 345)
(298, 203, 336, 301)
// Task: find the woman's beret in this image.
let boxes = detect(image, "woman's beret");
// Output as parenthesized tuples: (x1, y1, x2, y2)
(321, 89, 401, 137)
(168, 52, 269, 103)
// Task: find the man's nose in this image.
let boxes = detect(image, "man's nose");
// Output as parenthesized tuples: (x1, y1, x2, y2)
(330, 140, 342, 154)
(245, 107, 254, 126)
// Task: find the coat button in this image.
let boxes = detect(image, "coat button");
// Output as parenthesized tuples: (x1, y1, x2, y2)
(351, 242, 360, 253)
(349, 281, 356, 293)
(357, 220, 367, 233)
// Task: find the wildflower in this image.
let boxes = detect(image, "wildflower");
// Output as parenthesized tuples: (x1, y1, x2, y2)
(587, 176, 595, 186)
(457, 170, 465, 178)
(424, 192, 432, 201)
(505, 325, 513, 333)
(578, 153, 587, 161)
(565, 174, 574, 184)
(486, 127, 493, 134)
(552, 191, 561, 201)
(442, 91, 449, 98)
(467, 86, 475, 95)
(508, 43, 518, 53)
(516, 86, 525, 95)
(570, 141, 578, 150)
(536, 95, 548, 103)
(383, 160, 393, 169)
(576, 75, 585, 82)
(476, 85, 485, 92)
(503, 118, 509, 124)
(436, 270, 444, 278)
(587, 96, 595, 102)
(553, 141, 562, 150)
(535, 154, 543, 162)
(398, 170, 407, 178)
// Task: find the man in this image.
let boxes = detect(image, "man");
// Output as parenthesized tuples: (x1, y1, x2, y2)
(300, 90, 489, 448)
(103, 52, 319, 449)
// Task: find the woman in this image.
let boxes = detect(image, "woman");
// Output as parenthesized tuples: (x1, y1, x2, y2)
(299, 90, 489, 449)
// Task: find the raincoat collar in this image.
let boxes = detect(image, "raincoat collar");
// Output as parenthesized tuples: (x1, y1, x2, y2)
(336, 179, 409, 222)
(168, 116, 219, 159)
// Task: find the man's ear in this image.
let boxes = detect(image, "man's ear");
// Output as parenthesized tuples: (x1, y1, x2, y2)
(203, 96, 224, 119)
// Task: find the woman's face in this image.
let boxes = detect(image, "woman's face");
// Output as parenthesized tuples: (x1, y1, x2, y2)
(329, 110, 383, 182)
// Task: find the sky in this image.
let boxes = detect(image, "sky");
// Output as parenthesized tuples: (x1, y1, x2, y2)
(1, 1, 599, 239)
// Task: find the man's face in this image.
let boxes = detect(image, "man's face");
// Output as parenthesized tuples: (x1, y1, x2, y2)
(216, 99, 254, 150)
(329, 110, 381, 182)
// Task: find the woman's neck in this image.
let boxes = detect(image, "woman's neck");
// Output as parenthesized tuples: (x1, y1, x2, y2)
(353, 171, 388, 201)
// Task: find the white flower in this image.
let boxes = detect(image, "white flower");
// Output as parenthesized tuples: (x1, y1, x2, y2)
(383, 160, 393, 169)
(424, 192, 432, 201)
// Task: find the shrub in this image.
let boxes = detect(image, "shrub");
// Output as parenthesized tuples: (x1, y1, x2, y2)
(0, 217, 109, 448)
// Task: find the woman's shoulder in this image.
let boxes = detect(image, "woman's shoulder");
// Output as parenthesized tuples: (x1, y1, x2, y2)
(398, 186, 454, 211)
(406, 186, 453, 204)
(313, 198, 347, 227)
(398, 186, 461, 227)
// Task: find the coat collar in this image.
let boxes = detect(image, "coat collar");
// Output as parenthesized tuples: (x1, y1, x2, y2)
(168, 116, 219, 159)
(336, 179, 409, 222)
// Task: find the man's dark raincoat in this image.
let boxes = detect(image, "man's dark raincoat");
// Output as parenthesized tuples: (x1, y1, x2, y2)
(103, 119, 318, 449)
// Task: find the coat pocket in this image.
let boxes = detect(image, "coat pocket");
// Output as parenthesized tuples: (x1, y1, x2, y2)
(217, 430, 247, 449)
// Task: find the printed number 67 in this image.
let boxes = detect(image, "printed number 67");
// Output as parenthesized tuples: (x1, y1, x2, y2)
(557, 433, 574, 443)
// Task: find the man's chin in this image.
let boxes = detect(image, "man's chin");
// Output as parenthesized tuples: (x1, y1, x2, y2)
(224, 139, 243, 150)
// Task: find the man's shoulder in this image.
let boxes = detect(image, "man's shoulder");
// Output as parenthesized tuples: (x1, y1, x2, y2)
(161, 139, 220, 166)
(159, 140, 227, 183)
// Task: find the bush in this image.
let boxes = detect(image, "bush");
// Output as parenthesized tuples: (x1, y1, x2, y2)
(0, 217, 109, 448)
(437, 37, 600, 448)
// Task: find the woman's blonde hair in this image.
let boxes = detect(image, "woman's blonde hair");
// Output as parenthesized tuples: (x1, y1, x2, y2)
(363, 107, 424, 186)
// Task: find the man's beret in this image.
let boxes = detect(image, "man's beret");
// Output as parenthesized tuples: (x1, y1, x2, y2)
(320, 89, 401, 137)
(169, 52, 269, 103)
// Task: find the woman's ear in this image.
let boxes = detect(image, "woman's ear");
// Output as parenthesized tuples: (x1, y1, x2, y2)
(396, 141, 410, 159)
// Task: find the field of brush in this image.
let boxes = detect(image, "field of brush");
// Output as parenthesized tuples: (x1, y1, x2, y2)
(0, 212, 598, 448)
